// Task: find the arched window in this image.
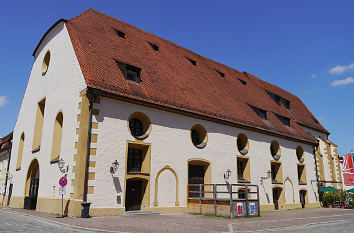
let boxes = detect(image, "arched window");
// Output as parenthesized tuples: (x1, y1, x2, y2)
(42, 51, 50, 76)
(16, 132, 25, 170)
(32, 98, 46, 152)
(51, 112, 63, 162)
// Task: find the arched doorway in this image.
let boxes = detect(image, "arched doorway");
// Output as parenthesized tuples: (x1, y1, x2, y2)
(24, 159, 39, 210)
(272, 187, 284, 210)
(299, 189, 308, 208)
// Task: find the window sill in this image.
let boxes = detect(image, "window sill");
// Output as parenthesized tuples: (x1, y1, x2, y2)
(299, 181, 307, 185)
(16, 167, 21, 171)
(32, 146, 41, 153)
(50, 157, 60, 164)
(238, 179, 251, 184)
(272, 181, 283, 185)
(127, 172, 150, 176)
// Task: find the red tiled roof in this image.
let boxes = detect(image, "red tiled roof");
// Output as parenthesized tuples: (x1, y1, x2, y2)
(0, 132, 13, 153)
(64, 9, 327, 144)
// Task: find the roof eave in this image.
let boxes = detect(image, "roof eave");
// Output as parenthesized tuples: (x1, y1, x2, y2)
(32, 19, 67, 57)
(86, 87, 317, 146)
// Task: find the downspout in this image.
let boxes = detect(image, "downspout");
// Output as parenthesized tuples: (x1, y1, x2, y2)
(81, 88, 100, 218)
(313, 145, 321, 202)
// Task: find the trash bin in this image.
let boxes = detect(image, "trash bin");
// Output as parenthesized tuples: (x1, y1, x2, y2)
(81, 202, 91, 218)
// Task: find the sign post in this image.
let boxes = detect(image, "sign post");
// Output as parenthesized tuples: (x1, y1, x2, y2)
(59, 176, 68, 217)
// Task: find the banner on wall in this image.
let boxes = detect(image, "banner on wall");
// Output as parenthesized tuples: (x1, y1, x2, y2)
(342, 154, 354, 186)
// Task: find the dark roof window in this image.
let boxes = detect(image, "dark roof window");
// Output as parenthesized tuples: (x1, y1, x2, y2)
(276, 114, 290, 126)
(115, 60, 141, 83)
(216, 70, 225, 77)
(250, 105, 267, 119)
(186, 57, 196, 66)
(148, 42, 159, 51)
(267, 91, 290, 109)
(238, 79, 246, 85)
(114, 29, 125, 38)
(313, 117, 319, 124)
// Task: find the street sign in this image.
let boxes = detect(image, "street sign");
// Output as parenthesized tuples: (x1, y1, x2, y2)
(59, 177, 68, 187)
(59, 187, 66, 195)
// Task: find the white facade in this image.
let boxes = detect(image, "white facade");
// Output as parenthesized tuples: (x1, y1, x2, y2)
(9, 22, 86, 200)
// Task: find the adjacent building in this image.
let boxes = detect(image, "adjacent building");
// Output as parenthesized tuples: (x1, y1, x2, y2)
(0, 132, 13, 206)
(8, 9, 341, 216)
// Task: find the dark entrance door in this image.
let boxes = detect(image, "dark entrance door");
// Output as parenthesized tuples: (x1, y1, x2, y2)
(125, 180, 142, 211)
(24, 178, 39, 210)
(273, 188, 279, 210)
(188, 165, 205, 198)
(299, 191, 306, 208)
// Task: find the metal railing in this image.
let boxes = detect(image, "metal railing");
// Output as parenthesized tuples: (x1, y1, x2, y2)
(187, 183, 260, 218)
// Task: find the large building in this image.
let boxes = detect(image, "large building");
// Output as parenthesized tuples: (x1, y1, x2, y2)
(7, 9, 341, 216)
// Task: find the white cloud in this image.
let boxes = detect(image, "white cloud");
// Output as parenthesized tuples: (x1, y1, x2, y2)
(331, 77, 354, 87)
(0, 96, 7, 107)
(329, 63, 354, 74)
(311, 74, 318, 78)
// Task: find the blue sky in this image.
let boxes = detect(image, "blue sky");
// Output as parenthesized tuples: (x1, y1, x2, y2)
(0, 1, 353, 155)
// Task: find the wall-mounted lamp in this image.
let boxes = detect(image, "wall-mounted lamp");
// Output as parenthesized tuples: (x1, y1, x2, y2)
(58, 158, 69, 174)
(110, 160, 119, 175)
(260, 170, 271, 183)
(224, 169, 231, 180)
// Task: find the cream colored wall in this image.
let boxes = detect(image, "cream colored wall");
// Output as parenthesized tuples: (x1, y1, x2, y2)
(88, 97, 319, 210)
(8, 22, 87, 201)
(0, 151, 9, 194)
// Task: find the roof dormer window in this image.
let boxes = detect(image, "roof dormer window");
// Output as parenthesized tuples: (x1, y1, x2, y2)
(115, 60, 141, 83)
(216, 70, 225, 77)
(267, 91, 290, 109)
(186, 57, 196, 66)
(238, 79, 246, 85)
(250, 105, 267, 119)
(115, 29, 125, 38)
(275, 114, 290, 126)
(148, 42, 159, 51)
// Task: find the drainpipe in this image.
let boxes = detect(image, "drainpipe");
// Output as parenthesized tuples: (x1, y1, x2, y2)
(81, 88, 100, 218)
(313, 145, 321, 202)
(3, 136, 12, 206)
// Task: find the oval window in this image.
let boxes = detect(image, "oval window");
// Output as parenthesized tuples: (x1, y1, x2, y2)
(237, 133, 249, 155)
(191, 124, 207, 149)
(270, 141, 281, 160)
(296, 146, 304, 163)
(128, 112, 151, 139)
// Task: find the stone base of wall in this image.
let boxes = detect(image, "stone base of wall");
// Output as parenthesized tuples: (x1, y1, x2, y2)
(9, 196, 24, 209)
(260, 204, 275, 211)
(283, 203, 303, 209)
(305, 202, 321, 208)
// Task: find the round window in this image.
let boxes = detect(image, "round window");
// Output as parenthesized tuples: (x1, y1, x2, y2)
(237, 133, 249, 155)
(270, 141, 281, 160)
(42, 51, 51, 76)
(190, 124, 207, 149)
(128, 112, 151, 139)
(296, 146, 304, 163)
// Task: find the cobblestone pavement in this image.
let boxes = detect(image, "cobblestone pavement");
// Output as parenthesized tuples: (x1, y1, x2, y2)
(0, 207, 353, 233)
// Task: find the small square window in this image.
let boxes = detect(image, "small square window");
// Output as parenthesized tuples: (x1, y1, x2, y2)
(115, 60, 141, 83)
(186, 57, 196, 66)
(148, 42, 159, 51)
(238, 79, 246, 85)
(115, 29, 125, 38)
